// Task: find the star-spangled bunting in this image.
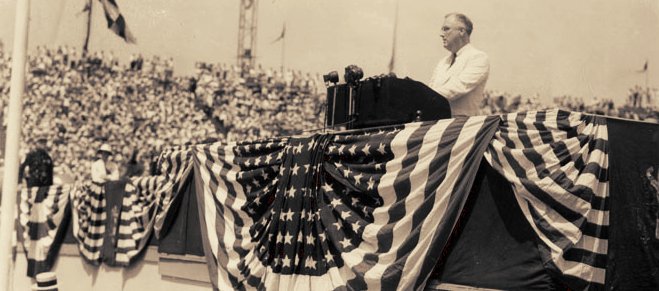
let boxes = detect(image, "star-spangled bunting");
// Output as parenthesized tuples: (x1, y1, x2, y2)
(188, 116, 499, 290)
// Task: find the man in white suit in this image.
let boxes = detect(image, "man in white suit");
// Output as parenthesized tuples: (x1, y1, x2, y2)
(429, 13, 490, 117)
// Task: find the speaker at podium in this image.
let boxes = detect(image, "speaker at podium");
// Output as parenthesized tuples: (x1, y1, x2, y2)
(325, 75, 451, 129)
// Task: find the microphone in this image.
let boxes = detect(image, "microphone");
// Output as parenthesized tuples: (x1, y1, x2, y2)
(323, 71, 339, 84)
(344, 65, 364, 85)
(343, 65, 364, 129)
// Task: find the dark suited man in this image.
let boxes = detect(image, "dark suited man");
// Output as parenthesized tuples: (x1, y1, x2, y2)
(19, 133, 54, 188)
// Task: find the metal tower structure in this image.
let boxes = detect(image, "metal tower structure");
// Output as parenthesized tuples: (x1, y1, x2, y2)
(237, 0, 259, 68)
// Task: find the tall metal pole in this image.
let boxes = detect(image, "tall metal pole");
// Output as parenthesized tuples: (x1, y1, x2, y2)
(250, 0, 258, 68)
(388, 0, 399, 73)
(83, 0, 93, 55)
(280, 28, 285, 72)
(237, 0, 258, 68)
(0, 0, 30, 288)
(237, 0, 246, 66)
(646, 66, 649, 105)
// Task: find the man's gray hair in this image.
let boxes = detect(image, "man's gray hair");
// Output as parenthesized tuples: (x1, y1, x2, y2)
(446, 13, 473, 36)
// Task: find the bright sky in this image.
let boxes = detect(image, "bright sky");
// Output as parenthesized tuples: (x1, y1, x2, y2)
(1, 0, 658, 104)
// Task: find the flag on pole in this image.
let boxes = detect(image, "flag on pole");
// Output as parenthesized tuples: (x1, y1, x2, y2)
(76, 2, 91, 17)
(638, 60, 648, 73)
(271, 24, 286, 44)
(98, 0, 136, 43)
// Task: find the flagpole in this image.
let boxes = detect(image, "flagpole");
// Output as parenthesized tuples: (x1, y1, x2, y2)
(388, 0, 399, 73)
(83, 0, 93, 55)
(280, 27, 286, 72)
(646, 66, 649, 97)
(0, 0, 30, 289)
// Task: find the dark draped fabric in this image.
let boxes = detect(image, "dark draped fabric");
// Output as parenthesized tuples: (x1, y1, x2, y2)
(606, 118, 659, 290)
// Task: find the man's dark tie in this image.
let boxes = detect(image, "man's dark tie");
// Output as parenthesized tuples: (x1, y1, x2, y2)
(449, 53, 457, 67)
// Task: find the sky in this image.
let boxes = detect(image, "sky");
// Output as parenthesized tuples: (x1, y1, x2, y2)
(1, 0, 658, 104)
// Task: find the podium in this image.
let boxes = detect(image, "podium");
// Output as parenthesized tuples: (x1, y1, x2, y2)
(325, 76, 451, 129)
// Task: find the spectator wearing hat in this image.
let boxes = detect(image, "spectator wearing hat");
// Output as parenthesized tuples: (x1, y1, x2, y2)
(32, 271, 58, 291)
(91, 143, 119, 185)
(19, 133, 54, 188)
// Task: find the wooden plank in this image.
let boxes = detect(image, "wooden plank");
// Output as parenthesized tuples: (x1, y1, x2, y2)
(158, 256, 210, 284)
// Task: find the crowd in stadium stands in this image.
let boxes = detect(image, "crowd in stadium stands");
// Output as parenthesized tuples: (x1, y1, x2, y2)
(479, 88, 659, 123)
(0, 46, 324, 181)
(0, 45, 657, 180)
(193, 62, 324, 140)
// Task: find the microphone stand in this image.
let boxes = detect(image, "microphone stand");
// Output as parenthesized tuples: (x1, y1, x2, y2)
(324, 81, 339, 131)
(330, 82, 338, 129)
(323, 71, 340, 131)
(347, 84, 354, 129)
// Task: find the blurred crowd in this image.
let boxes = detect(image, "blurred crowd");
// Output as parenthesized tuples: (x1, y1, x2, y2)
(193, 63, 324, 140)
(0, 46, 324, 180)
(0, 45, 657, 180)
(479, 87, 659, 123)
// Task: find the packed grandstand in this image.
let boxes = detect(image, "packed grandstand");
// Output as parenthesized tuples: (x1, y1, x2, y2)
(0, 45, 657, 180)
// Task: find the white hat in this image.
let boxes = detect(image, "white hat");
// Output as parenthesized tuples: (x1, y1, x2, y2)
(32, 272, 58, 291)
(34, 130, 49, 142)
(98, 143, 113, 155)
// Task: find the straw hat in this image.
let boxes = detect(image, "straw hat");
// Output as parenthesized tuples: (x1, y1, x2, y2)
(32, 272, 58, 291)
(34, 129, 49, 143)
(97, 143, 113, 155)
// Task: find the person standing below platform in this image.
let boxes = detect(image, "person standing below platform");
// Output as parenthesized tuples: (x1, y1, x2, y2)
(90, 143, 122, 265)
(429, 13, 490, 117)
(19, 132, 54, 188)
(91, 143, 119, 185)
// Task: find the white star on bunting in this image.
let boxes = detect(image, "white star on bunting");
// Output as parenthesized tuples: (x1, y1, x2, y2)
(367, 177, 375, 190)
(362, 143, 371, 155)
(377, 143, 386, 155)
(353, 173, 363, 185)
(291, 164, 300, 175)
(348, 145, 357, 155)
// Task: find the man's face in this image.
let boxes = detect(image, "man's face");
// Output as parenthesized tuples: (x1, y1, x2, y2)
(440, 16, 465, 53)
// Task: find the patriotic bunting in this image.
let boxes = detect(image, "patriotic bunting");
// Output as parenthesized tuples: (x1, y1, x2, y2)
(485, 109, 609, 290)
(193, 116, 499, 290)
(17, 185, 72, 277)
(153, 146, 194, 238)
(115, 176, 164, 263)
(13, 109, 642, 290)
(71, 176, 163, 266)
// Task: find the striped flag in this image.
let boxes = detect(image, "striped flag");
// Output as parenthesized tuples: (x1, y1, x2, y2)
(71, 176, 163, 266)
(115, 176, 164, 264)
(192, 116, 499, 290)
(98, 0, 136, 43)
(71, 182, 105, 264)
(153, 146, 194, 238)
(271, 24, 286, 44)
(638, 60, 648, 73)
(17, 185, 72, 277)
(484, 109, 609, 290)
